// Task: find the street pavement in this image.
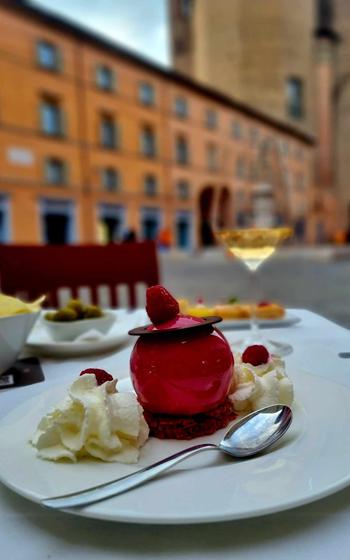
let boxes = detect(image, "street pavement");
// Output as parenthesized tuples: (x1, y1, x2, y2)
(159, 247, 350, 329)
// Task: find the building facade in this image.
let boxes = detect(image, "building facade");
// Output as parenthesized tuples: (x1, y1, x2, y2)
(169, 0, 350, 239)
(0, 0, 314, 249)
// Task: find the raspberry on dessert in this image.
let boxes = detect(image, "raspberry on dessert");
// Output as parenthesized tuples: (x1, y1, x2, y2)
(80, 368, 113, 385)
(242, 345, 269, 366)
(146, 285, 180, 324)
(258, 301, 271, 307)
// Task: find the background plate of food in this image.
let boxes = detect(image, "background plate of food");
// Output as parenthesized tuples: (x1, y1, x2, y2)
(25, 299, 147, 357)
(178, 298, 301, 330)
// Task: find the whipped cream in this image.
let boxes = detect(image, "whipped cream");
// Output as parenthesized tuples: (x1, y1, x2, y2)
(31, 375, 149, 463)
(229, 354, 293, 415)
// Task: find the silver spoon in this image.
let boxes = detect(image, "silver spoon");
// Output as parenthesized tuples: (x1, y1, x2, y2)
(42, 404, 292, 510)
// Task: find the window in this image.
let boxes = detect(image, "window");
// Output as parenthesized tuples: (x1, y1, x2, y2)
(174, 38, 188, 55)
(235, 157, 246, 179)
(207, 143, 219, 171)
(250, 127, 259, 146)
(286, 77, 303, 119)
(96, 65, 115, 91)
(144, 174, 158, 197)
(296, 172, 306, 190)
(140, 125, 156, 158)
(283, 167, 292, 189)
(179, 0, 193, 18)
(280, 140, 289, 156)
(176, 211, 192, 249)
(40, 98, 64, 136)
(175, 135, 189, 165)
(205, 108, 218, 129)
(235, 190, 245, 206)
(250, 162, 258, 181)
(141, 207, 161, 241)
(295, 146, 304, 161)
(177, 179, 190, 200)
(40, 198, 75, 244)
(232, 120, 242, 139)
(37, 40, 60, 71)
(174, 96, 188, 118)
(139, 82, 155, 106)
(45, 158, 67, 185)
(100, 115, 117, 149)
(102, 168, 120, 192)
(0, 196, 9, 243)
(98, 204, 124, 243)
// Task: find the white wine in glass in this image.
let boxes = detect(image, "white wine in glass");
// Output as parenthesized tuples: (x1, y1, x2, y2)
(216, 227, 293, 272)
(216, 226, 293, 356)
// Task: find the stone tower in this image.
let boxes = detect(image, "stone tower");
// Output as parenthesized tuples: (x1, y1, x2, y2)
(169, 0, 350, 237)
(169, 0, 315, 134)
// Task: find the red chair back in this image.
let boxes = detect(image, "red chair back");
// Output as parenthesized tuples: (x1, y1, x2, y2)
(0, 242, 159, 308)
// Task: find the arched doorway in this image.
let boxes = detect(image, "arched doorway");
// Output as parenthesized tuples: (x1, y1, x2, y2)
(199, 186, 215, 246)
(217, 187, 231, 229)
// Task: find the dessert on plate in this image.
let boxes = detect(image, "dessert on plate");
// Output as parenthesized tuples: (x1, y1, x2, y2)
(213, 303, 251, 319)
(129, 285, 235, 439)
(129, 286, 293, 440)
(178, 297, 285, 320)
(31, 285, 294, 463)
(254, 301, 285, 319)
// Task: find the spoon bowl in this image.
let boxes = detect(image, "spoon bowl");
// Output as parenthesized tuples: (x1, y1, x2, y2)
(219, 404, 292, 458)
(42, 404, 292, 510)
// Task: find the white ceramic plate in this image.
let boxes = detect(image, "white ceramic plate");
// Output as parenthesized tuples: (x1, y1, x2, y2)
(220, 312, 301, 330)
(24, 310, 147, 357)
(1, 369, 350, 524)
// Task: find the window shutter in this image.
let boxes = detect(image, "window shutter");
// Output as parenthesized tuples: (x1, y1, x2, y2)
(43, 157, 49, 183)
(116, 122, 121, 150)
(60, 108, 67, 137)
(64, 161, 70, 186)
(112, 69, 117, 92)
(57, 47, 63, 73)
(35, 40, 40, 65)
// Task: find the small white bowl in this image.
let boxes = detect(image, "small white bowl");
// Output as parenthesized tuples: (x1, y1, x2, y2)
(0, 311, 40, 375)
(41, 310, 116, 342)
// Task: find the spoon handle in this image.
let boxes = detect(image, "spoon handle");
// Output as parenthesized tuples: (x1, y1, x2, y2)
(42, 443, 218, 510)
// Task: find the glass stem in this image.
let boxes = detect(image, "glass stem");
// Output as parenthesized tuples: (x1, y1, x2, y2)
(249, 270, 261, 342)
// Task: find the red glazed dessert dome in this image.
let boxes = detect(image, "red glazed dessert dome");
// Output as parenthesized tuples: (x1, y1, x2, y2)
(129, 286, 234, 416)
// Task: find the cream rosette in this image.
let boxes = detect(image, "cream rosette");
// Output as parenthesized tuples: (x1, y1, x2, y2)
(229, 354, 294, 415)
(31, 374, 149, 463)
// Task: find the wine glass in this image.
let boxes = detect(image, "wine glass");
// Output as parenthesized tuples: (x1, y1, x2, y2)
(216, 226, 293, 356)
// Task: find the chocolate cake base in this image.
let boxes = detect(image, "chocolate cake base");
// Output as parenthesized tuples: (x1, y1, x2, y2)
(143, 398, 236, 440)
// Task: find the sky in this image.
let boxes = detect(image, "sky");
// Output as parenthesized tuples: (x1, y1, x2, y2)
(30, 0, 170, 66)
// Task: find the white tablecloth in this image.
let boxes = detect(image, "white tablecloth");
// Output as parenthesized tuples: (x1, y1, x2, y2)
(1, 309, 350, 560)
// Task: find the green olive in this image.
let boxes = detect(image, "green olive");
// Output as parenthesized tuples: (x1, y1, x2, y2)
(53, 308, 78, 322)
(44, 312, 56, 321)
(66, 298, 86, 318)
(84, 305, 104, 318)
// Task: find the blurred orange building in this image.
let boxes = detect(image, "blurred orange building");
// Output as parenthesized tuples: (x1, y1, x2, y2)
(0, 0, 314, 249)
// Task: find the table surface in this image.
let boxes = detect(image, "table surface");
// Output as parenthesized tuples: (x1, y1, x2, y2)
(1, 309, 350, 560)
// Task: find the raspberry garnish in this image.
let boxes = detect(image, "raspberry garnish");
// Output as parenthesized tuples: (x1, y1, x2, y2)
(258, 301, 271, 307)
(146, 285, 180, 324)
(80, 368, 113, 385)
(242, 345, 269, 366)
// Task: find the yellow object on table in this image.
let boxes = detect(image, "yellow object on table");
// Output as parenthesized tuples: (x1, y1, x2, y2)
(0, 293, 45, 317)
